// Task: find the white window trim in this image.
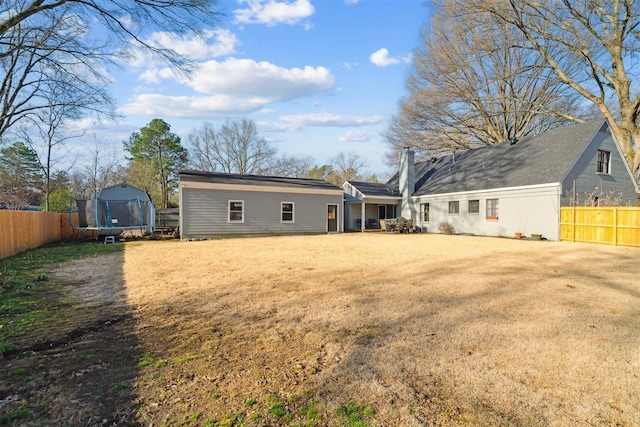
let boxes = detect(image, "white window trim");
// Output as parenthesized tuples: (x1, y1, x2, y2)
(281, 201, 295, 223)
(228, 200, 244, 223)
(486, 198, 499, 221)
(468, 199, 480, 215)
(421, 202, 430, 223)
(596, 149, 611, 175)
(448, 201, 460, 215)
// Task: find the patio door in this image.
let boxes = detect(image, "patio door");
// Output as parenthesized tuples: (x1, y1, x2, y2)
(327, 204, 338, 232)
(378, 205, 386, 220)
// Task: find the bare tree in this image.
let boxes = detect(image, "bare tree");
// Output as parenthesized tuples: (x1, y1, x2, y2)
(263, 155, 316, 178)
(327, 152, 368, 186)
(385, 0, 589, 165)
(0, 0, 220, 140)
(188, 119, 277, 175)
(19, 87, 84, 211)
(465, 0, 640, 177)
(68, 137, 125, 198)
(0, 13, 115, 140)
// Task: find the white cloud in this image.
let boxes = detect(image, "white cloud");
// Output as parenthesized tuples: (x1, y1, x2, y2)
(119, 93, 271, 118)
(344, 0, 360, 4)
(370, 48, 402, 67)
(125, 28, 239, 68)
(149, 28, 239, 59)
(122, 58, 335, 118)
(169, 58, 334, 99)
(338, 130, 376, 142)
(260, 113, 385, 132)
(234, 0, 315, 26)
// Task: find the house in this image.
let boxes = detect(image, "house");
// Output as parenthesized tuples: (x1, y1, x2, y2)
(344, 119, 639, 240)
(178, 171, 344, 239)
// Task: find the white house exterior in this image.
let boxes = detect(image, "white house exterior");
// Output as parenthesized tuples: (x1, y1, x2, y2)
(345, 119, 639, 240)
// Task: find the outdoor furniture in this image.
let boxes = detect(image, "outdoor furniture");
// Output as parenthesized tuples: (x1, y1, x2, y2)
(380, 219, 386, 232)
(395, 217, 406, 233)
(386, 218, 397, 232)
(405, 219, 414, 233)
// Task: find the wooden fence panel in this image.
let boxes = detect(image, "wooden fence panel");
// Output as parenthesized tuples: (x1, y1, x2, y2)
(560, 207, 640, 247)
(0, 211, 71, 259)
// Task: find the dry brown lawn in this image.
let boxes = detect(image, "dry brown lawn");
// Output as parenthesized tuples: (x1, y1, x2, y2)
(107, 233, 640, 426)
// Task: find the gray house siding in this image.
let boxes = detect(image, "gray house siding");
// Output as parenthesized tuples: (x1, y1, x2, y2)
(561, 127, 638, 206)
(181, 187, 341, 238)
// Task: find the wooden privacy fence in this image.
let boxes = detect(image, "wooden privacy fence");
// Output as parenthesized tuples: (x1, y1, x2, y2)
(560, 207, 640, 247)
(0, 211, 75, 260)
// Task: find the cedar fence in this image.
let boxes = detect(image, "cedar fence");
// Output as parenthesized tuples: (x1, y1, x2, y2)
(0, 211, 76, 260)
(560, 207, 640, 247)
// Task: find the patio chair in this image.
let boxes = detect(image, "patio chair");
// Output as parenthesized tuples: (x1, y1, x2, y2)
(405, 219, 414, 233)
(395, 217, 406, 233)
(380, 219, 386, 232)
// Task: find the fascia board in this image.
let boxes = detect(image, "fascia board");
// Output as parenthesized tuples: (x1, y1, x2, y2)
(412, 182, 560, 200)
(180, 180, 344, 196)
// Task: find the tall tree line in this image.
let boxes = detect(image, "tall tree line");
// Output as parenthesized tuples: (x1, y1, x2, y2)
(389, 0, 640, 179)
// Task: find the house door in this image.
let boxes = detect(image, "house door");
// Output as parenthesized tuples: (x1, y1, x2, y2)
(327, 204, 338, 232)
(378, 205, 386, 220)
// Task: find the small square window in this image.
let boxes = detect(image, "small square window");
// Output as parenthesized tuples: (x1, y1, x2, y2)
(281, 202, 294, 222)
(229, 200, 244, 222)
(448, 201, 459, 215)
(597, 150, 610, 174)
(468, 200, 479, 214)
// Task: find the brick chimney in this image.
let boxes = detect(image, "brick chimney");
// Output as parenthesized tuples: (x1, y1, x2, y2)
(399, 147, 416, 220)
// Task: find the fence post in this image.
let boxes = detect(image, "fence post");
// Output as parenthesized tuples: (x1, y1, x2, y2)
(613, 207, 617, 246)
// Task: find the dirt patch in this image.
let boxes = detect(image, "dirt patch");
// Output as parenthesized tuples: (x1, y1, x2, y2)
(2, 234, 640, 426)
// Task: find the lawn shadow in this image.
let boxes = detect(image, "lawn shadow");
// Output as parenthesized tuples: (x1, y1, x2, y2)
(0, 244, 143, 425)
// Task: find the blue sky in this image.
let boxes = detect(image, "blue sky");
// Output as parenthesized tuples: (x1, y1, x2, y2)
(88, 0, 432, 177)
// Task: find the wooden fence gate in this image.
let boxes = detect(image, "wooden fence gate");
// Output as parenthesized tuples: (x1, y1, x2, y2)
(560, 207, 640, 247)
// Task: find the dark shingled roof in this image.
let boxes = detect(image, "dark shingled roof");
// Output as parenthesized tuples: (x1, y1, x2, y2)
(413, 119, 606, 196)
(179, 170, 343, 192)
(346, 181, 400, 198)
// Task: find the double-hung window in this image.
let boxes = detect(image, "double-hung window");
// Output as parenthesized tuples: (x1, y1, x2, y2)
(281, 202, 294, 223)
(486, 199, 499, 220)
(228, 200, 244, 223)
(421, 203, 430, 222)
(448, 201, 459, 215)
(468, 200, 479, 214)
(597, 150, 611, 174)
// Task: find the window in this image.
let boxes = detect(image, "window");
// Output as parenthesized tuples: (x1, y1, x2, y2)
(597, 150, 610, 174)
(486, 198, 499, 220)
(448, 201, 459, 215)
(468, 200, 479, 214)
(421, 203, 430, 222)
(281, 202, 294, 222)
(228, 200, 244, 222)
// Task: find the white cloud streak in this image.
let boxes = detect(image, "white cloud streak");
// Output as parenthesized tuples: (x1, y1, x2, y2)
(259, 113, 385, 132)
(234, 0, 315, 26)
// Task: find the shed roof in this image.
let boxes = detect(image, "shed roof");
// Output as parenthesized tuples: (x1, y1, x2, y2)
(345, 181, 400, 198)
(413, 119, 607, 196)
(179, 170, 343, 192)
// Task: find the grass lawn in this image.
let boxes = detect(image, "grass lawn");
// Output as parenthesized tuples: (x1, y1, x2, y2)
(1, 233, 639, 426)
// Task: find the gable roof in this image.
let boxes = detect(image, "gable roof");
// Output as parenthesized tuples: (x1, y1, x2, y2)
(413, 119, 608, 196)
(344, 181, 400, 198)
(179, 170, 343, 192)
